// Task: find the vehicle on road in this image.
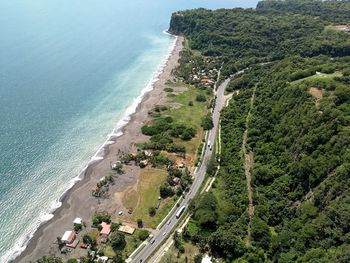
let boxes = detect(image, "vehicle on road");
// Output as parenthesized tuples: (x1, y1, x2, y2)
(150, 239, 155, 244)
(167, 219, 171, 225)
(162, 231, 167, 236)
(176, 205, 186, 219)
(208, 140, 211, 147)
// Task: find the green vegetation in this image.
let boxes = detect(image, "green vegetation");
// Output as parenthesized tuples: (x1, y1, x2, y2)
(123, 168, 169, 228)
(110, 232, 126, 250)
(92, 213, 111, 225)
(171, 0, 350, 262)
(200, 114, 213, 130)
(138, 229, 150, 241)
(170, 2, 350, 79)
(36, 256, 63, 263)
(164, 86, 209, 156)
(257, 0, 350, 23)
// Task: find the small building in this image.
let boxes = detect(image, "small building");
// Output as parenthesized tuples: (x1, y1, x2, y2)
(100, 222, 111, 237)
(118, 225, 135, 235)
(144, 150, 153, 157)
(73, 217, 82, 225)
(172, 177, 181, 185)
(176, 162, 185, 169)
(61, 230, 76, 244)
(202, 255, 212, 263)
(95, 255, 109, 263)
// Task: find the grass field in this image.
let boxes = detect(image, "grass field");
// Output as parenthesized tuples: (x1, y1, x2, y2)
(290, 71, 342, 85)
(103, 230, 143, 259)
(122, 168, 176, 228)
(123, 87, 211, 229)
(165, 86, 209, 157)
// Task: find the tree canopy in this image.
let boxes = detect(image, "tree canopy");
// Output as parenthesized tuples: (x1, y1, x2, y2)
(171, 0, 350, 261)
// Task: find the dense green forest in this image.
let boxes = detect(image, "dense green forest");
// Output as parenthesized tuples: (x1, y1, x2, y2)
(170, 0, 350, 262)
(169, 1, 350, 78)
(257, 0, 350, 23)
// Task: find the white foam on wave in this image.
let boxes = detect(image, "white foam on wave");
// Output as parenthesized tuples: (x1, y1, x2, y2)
(2, 31, 177, 263)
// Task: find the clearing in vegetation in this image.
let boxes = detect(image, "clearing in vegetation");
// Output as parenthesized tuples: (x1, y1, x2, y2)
(242, 86, 256, 245)
(122, 168, 171, 228)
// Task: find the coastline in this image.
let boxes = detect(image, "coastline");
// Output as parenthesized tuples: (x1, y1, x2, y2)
(12, 35, 184, 263)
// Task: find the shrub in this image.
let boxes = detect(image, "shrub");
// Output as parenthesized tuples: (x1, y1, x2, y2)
(201, 115, 214, 130)
(110, 232, 126, 251)
(92, 213, 111, 225)
(160, 183, 174, 198)
(188, 100, 194, 106)
(111, 223, 120, 232)
(149, 207, 156, 216)
(166, 144, 186, 153)
(37, 256, 63, 263)
(83, 234, 96, 246)
(138, 230, 150, 241)
(194, 255, 202, 263)
(196, 94, 207, 102)
(168, 167, 183, 178)
(137, 219, 143, 228)
(180, 127, 196, 140)
(74, 224, 82, 232)
(164, 87, 174, 92)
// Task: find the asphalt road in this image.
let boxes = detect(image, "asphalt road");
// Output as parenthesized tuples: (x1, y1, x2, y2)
(131, 74, 240, 263)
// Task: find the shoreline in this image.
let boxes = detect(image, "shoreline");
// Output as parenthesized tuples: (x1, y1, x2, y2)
(12, 34, 184, 263)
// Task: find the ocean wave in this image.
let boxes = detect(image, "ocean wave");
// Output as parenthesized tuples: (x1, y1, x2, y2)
(2, 31, 177, 263)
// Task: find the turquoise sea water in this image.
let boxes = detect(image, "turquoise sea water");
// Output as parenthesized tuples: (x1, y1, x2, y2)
(0, 0, 258, 261)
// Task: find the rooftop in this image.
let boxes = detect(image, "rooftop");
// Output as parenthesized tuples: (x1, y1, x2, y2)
(118, 225, 135, 235)
(73, 217, 82, 225)
(62, 230, 75, 243)
(100, 222, 111, 236)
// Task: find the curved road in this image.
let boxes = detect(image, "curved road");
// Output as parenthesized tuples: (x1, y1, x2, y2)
(131, 72, 242, 263)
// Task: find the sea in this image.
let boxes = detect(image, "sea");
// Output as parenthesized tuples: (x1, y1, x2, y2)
(0, 0, 258, 261)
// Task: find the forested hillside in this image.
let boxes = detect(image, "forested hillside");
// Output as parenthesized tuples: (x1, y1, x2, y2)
(170, 0, 350, 262)
(256, 0, 350, 23)
(169, 3, 350, 78)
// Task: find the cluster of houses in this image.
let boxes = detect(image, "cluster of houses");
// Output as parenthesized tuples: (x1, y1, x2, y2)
(183, 56, 220, 88)
(59, 217, 136, 262)
(190, 67, 218, 88)
(59, 218, 83, 254)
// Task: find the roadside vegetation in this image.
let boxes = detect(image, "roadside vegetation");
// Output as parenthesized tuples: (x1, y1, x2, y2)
(169, 0, 350, 262)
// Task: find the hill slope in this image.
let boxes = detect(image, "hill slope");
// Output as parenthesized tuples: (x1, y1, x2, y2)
(170, 0, 350, 261)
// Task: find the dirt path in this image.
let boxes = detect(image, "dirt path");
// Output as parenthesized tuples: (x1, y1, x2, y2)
(242, 86, 256, 244)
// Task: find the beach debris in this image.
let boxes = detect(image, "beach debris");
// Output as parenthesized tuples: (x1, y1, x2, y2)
(80, 242, 88, 249)
(92, 175, 114, 198)
(111, 161, 124, 174)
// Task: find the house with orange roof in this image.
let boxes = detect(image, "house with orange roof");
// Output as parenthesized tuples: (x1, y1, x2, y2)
(100, 222, 111, 237)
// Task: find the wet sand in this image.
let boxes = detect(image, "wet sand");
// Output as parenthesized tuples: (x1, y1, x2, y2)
(14, 35, 184, 263)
